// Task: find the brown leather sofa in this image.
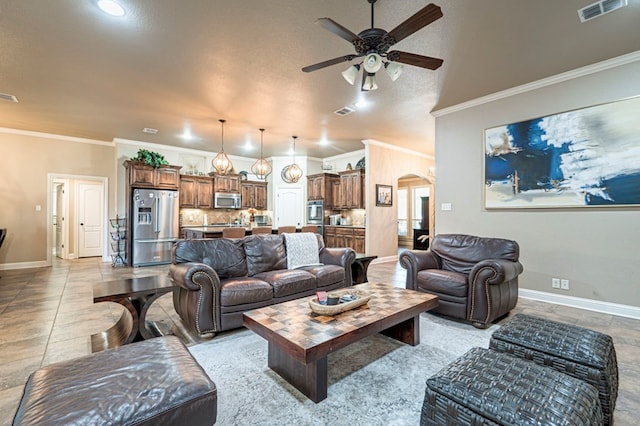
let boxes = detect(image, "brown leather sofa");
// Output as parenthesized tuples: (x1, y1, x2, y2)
(399, 233, 523, 328)
(170, 233, 356, 336)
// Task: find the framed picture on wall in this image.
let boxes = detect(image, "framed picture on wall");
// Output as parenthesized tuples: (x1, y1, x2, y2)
(376, 184, 393, 206)
(484, 95, 640, 208)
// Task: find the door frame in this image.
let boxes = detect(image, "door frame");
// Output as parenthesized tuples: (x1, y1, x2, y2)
(47, 173, 109, 266)
(53, 179, 69, 259)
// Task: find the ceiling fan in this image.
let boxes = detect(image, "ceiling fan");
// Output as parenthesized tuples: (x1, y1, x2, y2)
(302, 0, 444, 91)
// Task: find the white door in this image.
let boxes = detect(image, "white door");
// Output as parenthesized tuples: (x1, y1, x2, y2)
(55, 182, 67, 259)
(78, 181, 104, 257)
(275, 186, 303, 227)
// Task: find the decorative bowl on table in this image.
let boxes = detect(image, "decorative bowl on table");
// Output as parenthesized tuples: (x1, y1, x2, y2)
(308, 290, 371, 315)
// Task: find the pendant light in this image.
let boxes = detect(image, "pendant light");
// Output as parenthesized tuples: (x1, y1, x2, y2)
(251, 128, 272, 180)
(211, 119, 234, 174)
(284, 135, 303, 183)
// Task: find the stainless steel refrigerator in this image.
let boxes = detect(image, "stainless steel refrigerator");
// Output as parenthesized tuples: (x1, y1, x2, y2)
(131, 188, 179, 266)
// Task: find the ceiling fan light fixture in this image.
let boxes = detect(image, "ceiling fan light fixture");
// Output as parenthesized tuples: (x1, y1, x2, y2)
(362, 73, 378, 91)
(212, 119, 234, 175)
(363, 53, 383, 73)
(385, 61, 404, 81)
(251, 128, 272, 181)
(341, 63, 361, 85)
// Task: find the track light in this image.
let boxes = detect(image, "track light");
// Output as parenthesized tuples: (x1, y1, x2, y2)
(384, 61, 404, 82)
(341, 63, 361, 85)
(362, 73, 378, 91)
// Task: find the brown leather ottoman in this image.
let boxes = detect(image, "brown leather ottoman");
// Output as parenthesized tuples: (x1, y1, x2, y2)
(13, 336, 217, 426)
(489, 314, 618, 425)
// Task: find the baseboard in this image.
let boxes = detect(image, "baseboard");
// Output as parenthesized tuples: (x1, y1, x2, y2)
(0, 260, 49, 270)
(519, 288, 640, 320)
(371, 255, 398, 264)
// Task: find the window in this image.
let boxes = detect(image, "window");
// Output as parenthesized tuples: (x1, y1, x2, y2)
(397, 188, 408, 236)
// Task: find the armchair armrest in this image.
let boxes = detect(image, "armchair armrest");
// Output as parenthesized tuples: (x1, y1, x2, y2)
(399, 250, 441, 290)
(320, 247, 357, 286)
(469, 259, 524, 286)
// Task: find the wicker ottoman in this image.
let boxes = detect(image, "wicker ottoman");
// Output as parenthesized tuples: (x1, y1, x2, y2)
(422, 347, 603, 426)
(489, 314, 618, 425)
(13, 336, 217, 426)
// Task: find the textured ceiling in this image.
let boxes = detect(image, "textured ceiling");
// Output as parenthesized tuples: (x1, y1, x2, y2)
(1, 0, 639, 159)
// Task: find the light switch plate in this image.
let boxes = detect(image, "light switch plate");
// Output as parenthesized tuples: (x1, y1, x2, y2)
(441, 203, 452, 211)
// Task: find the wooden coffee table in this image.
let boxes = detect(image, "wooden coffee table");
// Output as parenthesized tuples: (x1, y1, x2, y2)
(242, 282, 439, 402)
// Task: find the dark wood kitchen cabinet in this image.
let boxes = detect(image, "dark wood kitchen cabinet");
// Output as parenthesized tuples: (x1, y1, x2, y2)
(179, 176, 213, 209)
(241, 181, 268, 210)
(339, 169, 364, 209)
(324, 226, 365, 253)
(307, 173, 337, 205)
(124, 161, 181, 190)
(211, 173, 241, 193)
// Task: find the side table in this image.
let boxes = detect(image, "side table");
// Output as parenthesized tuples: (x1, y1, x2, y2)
(91, 275, 174, 352)
(351, 253, 378, 284)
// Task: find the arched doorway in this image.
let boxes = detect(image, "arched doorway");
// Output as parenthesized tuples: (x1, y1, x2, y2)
(397, 175, 434, 250)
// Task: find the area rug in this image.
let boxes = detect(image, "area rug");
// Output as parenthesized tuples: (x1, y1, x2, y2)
(188, 313, 499, 426)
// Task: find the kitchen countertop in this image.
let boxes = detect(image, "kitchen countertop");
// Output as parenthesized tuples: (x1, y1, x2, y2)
(325, 225, 365, 229)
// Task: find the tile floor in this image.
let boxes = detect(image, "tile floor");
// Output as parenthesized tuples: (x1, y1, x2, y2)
(1, 256, 638, 424)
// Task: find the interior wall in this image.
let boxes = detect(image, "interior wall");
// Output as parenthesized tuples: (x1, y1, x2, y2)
(0, 130, 115, 266)
(365, 141, 435, 258)
(434, 60, 640, 307)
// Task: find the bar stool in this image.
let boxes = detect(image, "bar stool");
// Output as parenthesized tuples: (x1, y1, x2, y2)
(251, 226, 272, 234)
(301, 225, 318, 233)
(222, 227, 245, 238)
(277, 226, 296, 234)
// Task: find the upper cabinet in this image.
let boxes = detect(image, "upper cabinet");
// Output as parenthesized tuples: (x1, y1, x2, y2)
(339, 169, 365, 209)
(211, 173, 241, 193)
(241, 181, 268, 210)
(179, 176, 213, 209)
(307, 173, 339, 209)
(124, 161, 181, 190)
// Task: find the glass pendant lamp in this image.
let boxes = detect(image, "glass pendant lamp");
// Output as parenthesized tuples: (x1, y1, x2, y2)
(251, 128, 272, 180)
(284, 136, 303, 183)
(211, 119, 234, 174)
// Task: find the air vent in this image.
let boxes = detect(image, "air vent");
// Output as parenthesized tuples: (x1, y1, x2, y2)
(578, 0, 627, 22)
(334, 106, 355, 116)
(142, 127, 158, 134)
(0, 93, 19, 103)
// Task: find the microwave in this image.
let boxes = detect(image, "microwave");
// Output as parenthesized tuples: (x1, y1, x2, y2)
(214, 192, 241, 209)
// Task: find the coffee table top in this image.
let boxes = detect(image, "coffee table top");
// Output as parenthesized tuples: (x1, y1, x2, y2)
(242, 282, 438, 363)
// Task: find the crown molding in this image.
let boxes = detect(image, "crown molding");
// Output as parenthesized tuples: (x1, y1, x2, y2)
(0, 127, 113, 146)
(432, 50, 640, 117)
(363, 139, 434, 160)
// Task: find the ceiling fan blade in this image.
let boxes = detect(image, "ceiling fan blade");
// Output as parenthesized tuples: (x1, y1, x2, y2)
(316, 18, 364, 44)
(302, 54, 356, 73)
(386, 4, 443, 44)
(387, 51, 443, 70)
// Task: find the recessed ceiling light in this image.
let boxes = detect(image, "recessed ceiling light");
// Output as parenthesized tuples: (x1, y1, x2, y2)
(97, 0, 126, 17)
(179, 129, 194, 141)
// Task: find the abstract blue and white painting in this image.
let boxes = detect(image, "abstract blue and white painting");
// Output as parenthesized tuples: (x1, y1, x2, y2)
(484, 96, 640, 208)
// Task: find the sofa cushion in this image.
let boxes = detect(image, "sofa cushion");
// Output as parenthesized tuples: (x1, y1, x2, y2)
(245, 234, 286, 276)
(254, 270, 316, 298)
(417, 269, 468, 298)
(173, 238, 247, 278)
(298, 264, 344, 288)
(220, 277, 273, 306)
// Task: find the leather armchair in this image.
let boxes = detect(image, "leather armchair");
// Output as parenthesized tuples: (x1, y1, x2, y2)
(400, 234, 523, 328)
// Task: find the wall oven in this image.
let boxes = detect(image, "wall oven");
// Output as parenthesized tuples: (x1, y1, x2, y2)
(307, 200, 324, 224)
